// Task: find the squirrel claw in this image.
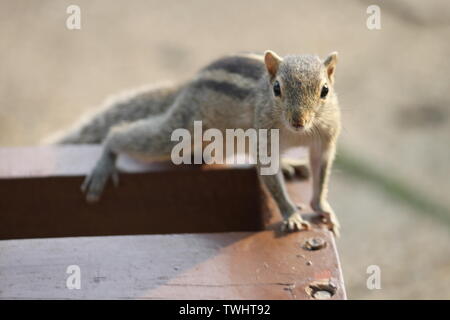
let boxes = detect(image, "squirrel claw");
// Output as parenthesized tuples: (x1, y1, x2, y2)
(281, 213, 310, 233)
(318, 211, 341, 238)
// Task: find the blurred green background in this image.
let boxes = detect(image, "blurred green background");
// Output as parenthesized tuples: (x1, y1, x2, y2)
(0, 0, 449, 299)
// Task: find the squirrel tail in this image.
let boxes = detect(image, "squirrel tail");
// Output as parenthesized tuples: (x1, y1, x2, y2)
(44, 82, 182, 145)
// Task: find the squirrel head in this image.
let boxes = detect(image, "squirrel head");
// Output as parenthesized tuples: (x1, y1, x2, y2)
(264, 50, 338, 132)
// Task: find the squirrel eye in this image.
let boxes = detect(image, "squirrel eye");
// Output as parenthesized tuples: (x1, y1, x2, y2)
(320, 84, 329, 98)
(273, 80, 281, 97)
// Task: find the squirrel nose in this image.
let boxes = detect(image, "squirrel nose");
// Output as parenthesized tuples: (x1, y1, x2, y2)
(292, 118, 306, 129)
(292, 121, 304, 129)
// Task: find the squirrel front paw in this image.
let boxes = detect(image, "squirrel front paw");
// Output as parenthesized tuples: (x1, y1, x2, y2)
(281, 213, 311, 232)
(312, 201, 340, 237)
(81, 153, 118, 203)
(320, 211, 340, 238)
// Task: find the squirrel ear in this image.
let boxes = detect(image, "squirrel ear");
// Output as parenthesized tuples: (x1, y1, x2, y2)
(324, 52, 338, 83)
(264, 50, 282, 78)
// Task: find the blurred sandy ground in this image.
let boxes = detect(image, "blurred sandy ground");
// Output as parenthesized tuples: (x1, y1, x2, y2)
(1, 0, 450, 299)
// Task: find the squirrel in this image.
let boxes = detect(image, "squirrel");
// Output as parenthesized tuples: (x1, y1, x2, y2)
(52, 50, 341, 236)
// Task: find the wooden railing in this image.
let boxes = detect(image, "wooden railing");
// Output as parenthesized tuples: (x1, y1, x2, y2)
(0, 145, 346, 299)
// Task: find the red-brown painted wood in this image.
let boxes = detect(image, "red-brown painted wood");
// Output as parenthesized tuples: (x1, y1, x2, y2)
(0, 146, 345, 299)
